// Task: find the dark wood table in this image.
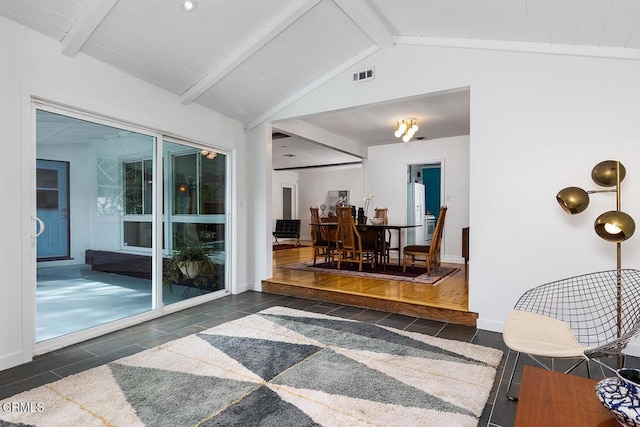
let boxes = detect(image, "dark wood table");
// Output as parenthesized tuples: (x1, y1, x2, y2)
(310, 222, 421, 267)
(365, 223, 422, 266)
(514, 366, 618, 426)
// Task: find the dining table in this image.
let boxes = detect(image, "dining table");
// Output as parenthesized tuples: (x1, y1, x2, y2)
(311, 221, 422, 268)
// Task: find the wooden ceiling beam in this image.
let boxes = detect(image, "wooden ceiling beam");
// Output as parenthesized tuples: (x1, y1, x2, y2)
(61, 0, 118, 57)
(180, 0, 322, 105)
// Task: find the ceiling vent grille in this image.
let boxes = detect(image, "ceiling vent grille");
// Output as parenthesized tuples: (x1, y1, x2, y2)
(352, 68, 374, 83)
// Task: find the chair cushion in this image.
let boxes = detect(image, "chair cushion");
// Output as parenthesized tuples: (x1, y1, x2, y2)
(503, 309, 587, 358)
(404, 245, 430, 253)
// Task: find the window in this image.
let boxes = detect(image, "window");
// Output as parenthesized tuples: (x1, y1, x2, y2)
(173, 153, 225, 216)
(124, 159, 153, 215)
(123, 159, 153, 248)
(170, 150, 226, 250)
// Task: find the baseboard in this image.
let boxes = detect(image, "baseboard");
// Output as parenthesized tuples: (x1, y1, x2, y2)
(442, 255, 464, 264)
(0, 350, 29, 372)
(477, 318, 503, 333)
(239, 282, 261, 292)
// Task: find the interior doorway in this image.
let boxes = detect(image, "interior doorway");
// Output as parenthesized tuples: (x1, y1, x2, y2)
(406, 162, 442, 246)
(282, 187, 292, 219)
(281, 183, 297, 220)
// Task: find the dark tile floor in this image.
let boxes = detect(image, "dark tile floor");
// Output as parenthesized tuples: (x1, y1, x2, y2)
(0, 291, 631, 426)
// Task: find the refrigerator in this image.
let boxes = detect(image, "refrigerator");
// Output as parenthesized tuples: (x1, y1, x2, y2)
(407, 183, 426, 245)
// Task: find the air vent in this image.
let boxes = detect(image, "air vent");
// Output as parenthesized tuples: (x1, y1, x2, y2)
(283, 154, 296, 157)
(272, 131, 290, 140)
(352, 67, 374, 83)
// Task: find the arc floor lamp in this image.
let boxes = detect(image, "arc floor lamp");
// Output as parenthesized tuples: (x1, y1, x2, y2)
(556, 160, 635, 365)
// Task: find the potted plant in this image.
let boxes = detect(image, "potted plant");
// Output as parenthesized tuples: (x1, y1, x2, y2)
(164, 243, 217, 291)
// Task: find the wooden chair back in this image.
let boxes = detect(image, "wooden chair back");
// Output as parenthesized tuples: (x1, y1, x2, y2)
(402, 205, 447, 273)
(320, 216, 338, 240)
(336, 206, 374, 270)
(374, 208, 388, 224)
(310, 207, 322, 244)
(429, 206, 447, 257)
(336, 206, 357, 251)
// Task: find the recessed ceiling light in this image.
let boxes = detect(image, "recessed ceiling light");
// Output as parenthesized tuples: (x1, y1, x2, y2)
(181, 0, 197, 12)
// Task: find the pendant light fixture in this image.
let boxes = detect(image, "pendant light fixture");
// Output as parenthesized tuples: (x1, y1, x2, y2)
(394, 118, 418, 142)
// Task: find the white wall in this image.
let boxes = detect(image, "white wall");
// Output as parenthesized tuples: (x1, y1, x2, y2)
(272, 44, 640, 338)
(296, 165, 364, 240)
(0, 16, 246, 370)
(245, 123, 272, 286)
(366, 136, 469, 263)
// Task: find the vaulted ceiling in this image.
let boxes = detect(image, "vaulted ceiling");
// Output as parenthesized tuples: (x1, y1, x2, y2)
(4, 0, 640, 168)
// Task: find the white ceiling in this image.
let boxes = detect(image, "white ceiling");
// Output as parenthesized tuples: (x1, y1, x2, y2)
(4, 0, 640, 168)
(272, 87, 471, 169)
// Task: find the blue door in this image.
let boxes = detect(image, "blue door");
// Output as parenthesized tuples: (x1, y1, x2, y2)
(422, 166, 441, 220)
(36, 160, 70, 260)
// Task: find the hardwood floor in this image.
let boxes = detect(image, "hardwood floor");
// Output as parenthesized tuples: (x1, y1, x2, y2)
(262, 244, 477, 326)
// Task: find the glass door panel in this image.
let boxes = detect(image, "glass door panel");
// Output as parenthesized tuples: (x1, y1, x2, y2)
(35, 109, 156, 342)
(163, 142, 227, 304)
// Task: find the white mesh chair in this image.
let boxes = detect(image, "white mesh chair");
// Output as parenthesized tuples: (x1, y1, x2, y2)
(503, 269, 640, 400)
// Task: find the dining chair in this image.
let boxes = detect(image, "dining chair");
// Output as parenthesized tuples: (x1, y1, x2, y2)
(374, 207, 391, 265)
(374, 208, 388, 224)
(402, 206, 447, 274)
(336, 206, 375, 271)
(310, 207, 335, 265)
(320, 215, 338, 242)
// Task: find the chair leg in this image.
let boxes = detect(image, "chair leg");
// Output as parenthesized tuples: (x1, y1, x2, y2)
(403, 253, 413, 272)
(506, 351, 521, 401)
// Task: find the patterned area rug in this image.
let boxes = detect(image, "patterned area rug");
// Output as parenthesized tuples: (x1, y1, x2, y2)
(0, 307, 502, 427)
(281, 260, 460, 285)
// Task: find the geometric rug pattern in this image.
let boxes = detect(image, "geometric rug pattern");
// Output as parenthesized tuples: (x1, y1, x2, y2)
(281, 261, 460, 285)
(0, 306, 502, 426)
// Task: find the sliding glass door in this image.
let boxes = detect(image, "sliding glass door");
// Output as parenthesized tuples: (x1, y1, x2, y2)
(34, 106, 229, 344)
